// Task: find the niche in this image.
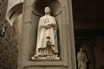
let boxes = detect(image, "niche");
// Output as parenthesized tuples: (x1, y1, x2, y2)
(30, 0, 62, 59)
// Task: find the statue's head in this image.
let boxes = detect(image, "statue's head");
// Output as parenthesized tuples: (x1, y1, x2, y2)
(80, 48, 83, 52)
(44, 7, 51, 14)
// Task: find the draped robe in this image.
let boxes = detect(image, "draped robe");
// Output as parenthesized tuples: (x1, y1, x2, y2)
(36, 15, 58, 56)
(77, 52, 88, 69)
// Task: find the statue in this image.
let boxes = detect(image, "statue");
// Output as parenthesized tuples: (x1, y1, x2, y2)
(77, 48, 88, 69)
(32, 7, 59, 60)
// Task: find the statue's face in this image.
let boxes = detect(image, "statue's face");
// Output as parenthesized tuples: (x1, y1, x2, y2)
(45, 7, 51, 14)
(80, 48, 83, 52)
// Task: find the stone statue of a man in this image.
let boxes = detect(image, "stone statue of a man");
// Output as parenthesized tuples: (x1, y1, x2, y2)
(32, 7, 59, 60)
(77, 48, 88, 69)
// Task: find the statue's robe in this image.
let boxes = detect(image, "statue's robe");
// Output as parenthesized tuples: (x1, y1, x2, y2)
(36, 15, 58, 56)
(77, 52, 88, 69)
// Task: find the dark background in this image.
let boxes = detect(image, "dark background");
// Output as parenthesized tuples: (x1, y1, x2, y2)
(72, 0, 104, 69)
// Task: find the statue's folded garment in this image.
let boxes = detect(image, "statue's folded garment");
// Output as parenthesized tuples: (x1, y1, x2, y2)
(36, 15, 58, 56)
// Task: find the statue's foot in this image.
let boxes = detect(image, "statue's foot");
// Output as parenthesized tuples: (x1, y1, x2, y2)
(34, 55, 39, 57)
(31, 55, 38, 60)
(55, 57, 60, 60)
(51, 55, 60, 60)
(46, 56, 51, 59)
(31, 56, 35, 60)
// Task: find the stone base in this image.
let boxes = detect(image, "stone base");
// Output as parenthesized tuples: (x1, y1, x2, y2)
(31, 55, 60, 61)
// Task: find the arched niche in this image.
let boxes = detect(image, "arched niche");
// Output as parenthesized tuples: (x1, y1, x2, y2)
(31, 0, 62, 58)
(32, 0, 62, 16)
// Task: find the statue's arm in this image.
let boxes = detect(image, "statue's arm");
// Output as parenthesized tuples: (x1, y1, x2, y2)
(48, 23, 56, 27)
(44, 23, 56, 29)
(47, 17, 57, 29)
(39, 17, 56, 29)
(77, 53, 81, 69)
(40, 24, 50, 29)
(84, 53, 88, 62)
(77, 53, 80, 61)
(39, 17, 47, 29)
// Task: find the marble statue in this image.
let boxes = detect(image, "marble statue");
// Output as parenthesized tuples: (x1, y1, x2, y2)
(77, 48, 88, 69)
(32, 7, 59, 60)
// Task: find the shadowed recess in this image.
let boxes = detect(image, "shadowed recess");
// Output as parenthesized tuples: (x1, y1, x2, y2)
(32, 0, 62, 16)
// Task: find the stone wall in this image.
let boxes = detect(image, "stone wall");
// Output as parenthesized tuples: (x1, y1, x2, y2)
(0, 0, 18, 69)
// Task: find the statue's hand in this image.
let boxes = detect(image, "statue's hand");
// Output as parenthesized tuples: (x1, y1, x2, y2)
(45, 24, 56, 29)
(45, 24, 50, 29)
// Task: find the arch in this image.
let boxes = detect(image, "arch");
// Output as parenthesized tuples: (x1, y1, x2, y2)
(32, 0, 62, 16)
(6, 3, 23, 26)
